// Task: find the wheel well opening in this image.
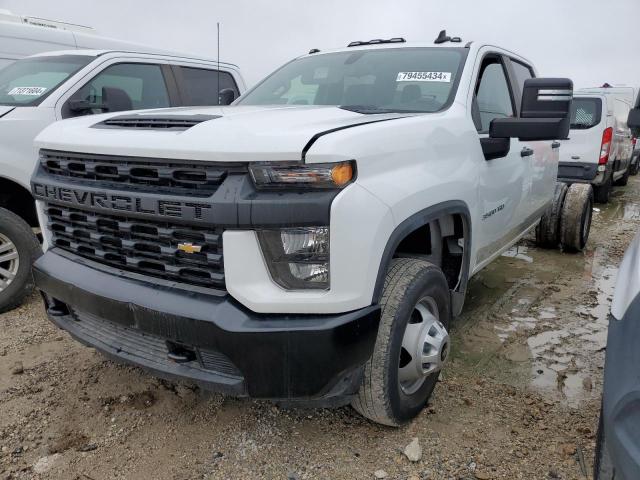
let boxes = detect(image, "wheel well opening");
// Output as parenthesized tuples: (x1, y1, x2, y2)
(393, 214, 465, 291)
(0, 178, 38, 227)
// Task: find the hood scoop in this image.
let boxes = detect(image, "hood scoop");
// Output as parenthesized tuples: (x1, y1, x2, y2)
(94, 114, 221, 131)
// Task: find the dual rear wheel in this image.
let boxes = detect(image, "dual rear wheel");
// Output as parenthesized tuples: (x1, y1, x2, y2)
(536, 182, 593, 252)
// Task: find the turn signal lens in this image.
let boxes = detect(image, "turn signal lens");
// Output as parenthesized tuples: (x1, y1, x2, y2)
(249, 161, 355, 189)
(331, 163, 354, 186)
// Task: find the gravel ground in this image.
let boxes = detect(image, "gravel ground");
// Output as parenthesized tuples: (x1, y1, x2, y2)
(1, 177, 639, 480)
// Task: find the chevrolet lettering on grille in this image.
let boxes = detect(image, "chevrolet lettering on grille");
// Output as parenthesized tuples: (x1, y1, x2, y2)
(31, 183, 214, 222)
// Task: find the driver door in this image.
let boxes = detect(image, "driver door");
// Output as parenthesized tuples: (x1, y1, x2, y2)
(472, 53, 529, 269)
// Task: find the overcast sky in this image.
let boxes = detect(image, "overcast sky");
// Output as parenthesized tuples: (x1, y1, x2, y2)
(1, 0, 638, 88)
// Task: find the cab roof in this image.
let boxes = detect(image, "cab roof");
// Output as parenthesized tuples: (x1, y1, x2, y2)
(28, 49, 239, 69)
(301, 40, 533, 68)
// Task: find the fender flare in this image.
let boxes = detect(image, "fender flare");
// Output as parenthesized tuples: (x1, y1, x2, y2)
(372, 200, 472, 317)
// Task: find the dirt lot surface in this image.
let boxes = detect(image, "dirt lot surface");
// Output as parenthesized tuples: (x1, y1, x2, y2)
(2, 178, 639, 480)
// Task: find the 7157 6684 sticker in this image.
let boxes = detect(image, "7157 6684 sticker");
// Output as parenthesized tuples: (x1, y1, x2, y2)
(7, 86, 48, 96)
(396, 72, 451, 82)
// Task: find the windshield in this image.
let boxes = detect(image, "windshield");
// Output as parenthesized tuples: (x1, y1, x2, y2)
(0, 55, 93, 107)
(238, 47, 466, 113)
(570, 97, 602, 129)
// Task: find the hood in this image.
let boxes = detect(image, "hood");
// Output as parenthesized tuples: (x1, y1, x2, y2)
(35, 105, 411, 162)
(0, 106, 15, 118)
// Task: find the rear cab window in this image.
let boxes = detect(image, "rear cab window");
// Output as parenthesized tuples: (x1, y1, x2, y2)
(570, 97, 602, 130)
(177, 67, 240, 106)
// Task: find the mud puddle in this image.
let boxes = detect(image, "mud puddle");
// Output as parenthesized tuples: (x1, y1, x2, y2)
(453, 186, 638, 407)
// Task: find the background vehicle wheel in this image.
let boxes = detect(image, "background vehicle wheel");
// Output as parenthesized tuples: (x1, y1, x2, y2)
(614, 165, 630, 186)
(0, 208, 41, 313)
(594, 408, 615, 479)
(351, 258, 451, 426)
(593, 173, 612, 204)
(630, 157, 639, 176)
(560, 183, 593, 252)
(536, 182, 568, 248)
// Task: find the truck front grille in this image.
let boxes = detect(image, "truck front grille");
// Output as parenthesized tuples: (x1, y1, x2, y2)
(39, 150, 246, 198)
(46, 203, 225, 290)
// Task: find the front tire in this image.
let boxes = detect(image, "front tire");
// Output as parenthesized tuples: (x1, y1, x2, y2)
(351, 258, 451, 426)
(0, 208, 41, 313)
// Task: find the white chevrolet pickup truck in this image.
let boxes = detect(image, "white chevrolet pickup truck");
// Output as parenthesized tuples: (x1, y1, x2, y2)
(0, 49, 245, 312)
(30, 33, 591, 426)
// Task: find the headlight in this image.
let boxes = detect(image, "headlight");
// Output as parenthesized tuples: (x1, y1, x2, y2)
(249, 161, 354, 189)
(257, 227, 329, 290)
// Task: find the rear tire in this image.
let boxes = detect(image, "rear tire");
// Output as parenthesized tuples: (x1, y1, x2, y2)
(351, 258, 451, 426)
(630, 156, 639, 175)
(0, 208, 41, 313)
(536, 182, 568, 249)
(560, 183, 593, 252)
(594, 173, 612, 204)
(614, 164, 630, 186)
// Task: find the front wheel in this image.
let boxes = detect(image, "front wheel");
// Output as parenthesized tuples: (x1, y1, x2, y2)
(0, 208, 41, 313)
(351, 258, 451, 426)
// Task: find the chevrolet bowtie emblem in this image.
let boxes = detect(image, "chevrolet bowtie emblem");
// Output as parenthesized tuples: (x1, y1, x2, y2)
(177, 242, 202, 254)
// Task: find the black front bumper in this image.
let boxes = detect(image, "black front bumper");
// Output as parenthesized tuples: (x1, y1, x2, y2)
(34, 250, 380, 406)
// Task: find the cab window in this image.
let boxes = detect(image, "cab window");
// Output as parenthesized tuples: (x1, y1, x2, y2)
(65, 63, 170, 117)
(473, 57, 515, 133)
(510, 61, 534, 94)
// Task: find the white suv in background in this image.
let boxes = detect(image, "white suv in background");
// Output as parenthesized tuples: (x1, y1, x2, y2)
(0, 49, 245, 312)
(558, 89, 634, 203)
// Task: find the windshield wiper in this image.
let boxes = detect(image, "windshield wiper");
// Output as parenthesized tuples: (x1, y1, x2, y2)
(339, 105, 422, 115)
(339, 105, 401, 114)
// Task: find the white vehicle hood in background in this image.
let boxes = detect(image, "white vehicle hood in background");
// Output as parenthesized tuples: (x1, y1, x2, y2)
(34, 105, 410, 162)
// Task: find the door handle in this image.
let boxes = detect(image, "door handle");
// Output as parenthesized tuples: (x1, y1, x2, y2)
(552, 141, 561, 149)
(521, 147, 534, 157)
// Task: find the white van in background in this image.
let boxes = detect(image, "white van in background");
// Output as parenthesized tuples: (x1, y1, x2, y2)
(558, 87, 635, 203)
(0, 9, 169, 69)
(0, 49, 246, 312)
